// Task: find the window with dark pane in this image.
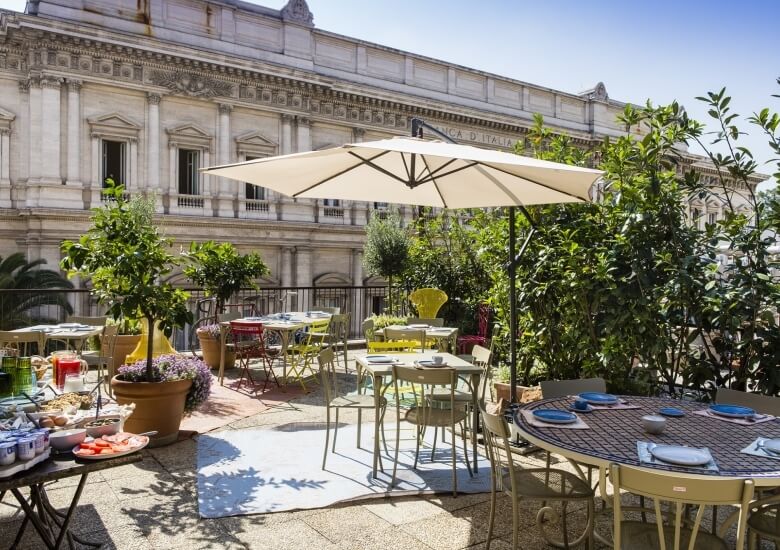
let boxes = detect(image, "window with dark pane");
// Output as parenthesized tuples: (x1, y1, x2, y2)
(101, 140, 126, 187)
(245, 156, 265, 200)
(178, 149, 200, 195)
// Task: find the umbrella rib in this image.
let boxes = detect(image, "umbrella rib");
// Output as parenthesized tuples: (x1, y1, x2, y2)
(417, 161, 479, 185)
(477, 162, 588, 202)
(421, 158, 460, 180)
(347, 151, 414, 186)
(420, 156, 446, 208)
(291, 150, 391, 198)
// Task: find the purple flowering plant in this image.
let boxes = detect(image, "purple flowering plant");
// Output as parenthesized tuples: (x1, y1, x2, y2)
(118, 354, 212, 414)
(196, 323, 223, 339)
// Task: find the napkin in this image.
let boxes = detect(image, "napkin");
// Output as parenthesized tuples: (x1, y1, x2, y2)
(740, 438, 780, 461)
(637, 441, 719, 472)
(519, 410, 589, 429)
(693, 409, 776, 426)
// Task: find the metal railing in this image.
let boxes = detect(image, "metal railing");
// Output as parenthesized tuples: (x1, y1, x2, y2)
(0, 285, 410, 352)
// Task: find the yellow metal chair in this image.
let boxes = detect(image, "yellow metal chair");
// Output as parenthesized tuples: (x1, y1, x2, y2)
(286, 318, 330, 390)
(611, 463, 753, 550)
(409, 288, 448, 319)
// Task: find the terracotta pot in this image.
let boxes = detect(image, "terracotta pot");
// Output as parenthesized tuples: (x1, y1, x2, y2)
(112, 334, 142, 371)
(196, 331, 235, 369)
(493, 382, 541, 404)
(110, 376, 193, 447)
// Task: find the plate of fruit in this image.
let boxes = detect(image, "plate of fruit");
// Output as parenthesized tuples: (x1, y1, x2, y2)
(72, 432, 149, 460)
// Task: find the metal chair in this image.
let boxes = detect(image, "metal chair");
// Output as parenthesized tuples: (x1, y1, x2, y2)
(409, 288, 448, 318)
(457, 304, 491, 354)
(611, 463, 753, 550)
(0, 331, 46, 356)
(390, 365, 472, 497)
(229, 321, 281, 393)
(80, 324, 118, 396)
(384, 328, 426, 352)
(327, 313, 350, 370)
(481, 404, 595, 550)
(540, 377, 607, 399)
(747, 496, 780, 550)
(318, 347, 386, 469)
(715, 387, 780, 416)
(66, 315, 108, 327)
(406, 317, 444, 327)
(286, 318, 330, 390)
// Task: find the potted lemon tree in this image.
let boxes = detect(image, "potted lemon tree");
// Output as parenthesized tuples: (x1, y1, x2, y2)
(183, 241, 268, 369)
(61, 181, 198, 446)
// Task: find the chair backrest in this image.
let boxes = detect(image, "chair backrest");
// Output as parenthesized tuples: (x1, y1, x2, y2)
(406, 317, 444, 327)
(367, 340, 417, 353)
(320, 306, 340, 314)
(540, 377, 606, 399)
(67, 315, 108, 327)
(409, 288, 448, 318)
(99, 324, 119, 357)
(0, 331, 46, 356)
(611, 463, 753, 550)
(229, 320, 265, 343)
(476, 304, 492, 338)
(385, 328, 426, 351)
(471, 344, 493, 404)
(479, 403, 517, 494)
(318, 347, 338, 403)
(329, 314, 349, 342)
(716, 387, 780, 416)
(392, 365, 457, 421)
(362, 318, 375, 342)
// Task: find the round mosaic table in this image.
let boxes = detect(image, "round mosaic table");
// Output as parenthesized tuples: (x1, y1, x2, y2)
(515, 396, 780, 498)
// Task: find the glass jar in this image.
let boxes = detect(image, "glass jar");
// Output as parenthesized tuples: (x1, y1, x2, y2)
(14, 357, 33, 395)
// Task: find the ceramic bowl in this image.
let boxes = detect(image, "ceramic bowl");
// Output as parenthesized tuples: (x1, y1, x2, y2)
(49, 428, 86, 452)
(641, 414, 667, 435)
(84, 418, 120, 438)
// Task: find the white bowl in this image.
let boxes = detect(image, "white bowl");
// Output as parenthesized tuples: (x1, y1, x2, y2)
(83, 418, 120, 438)
(49, 428, 86, 452)
(641, 415, 667, 435)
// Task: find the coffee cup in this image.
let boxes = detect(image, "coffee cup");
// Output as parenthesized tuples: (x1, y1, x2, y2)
(641, 415, 667, 435)
(573, 398, 589, 411)
(432, 355, 444, 365)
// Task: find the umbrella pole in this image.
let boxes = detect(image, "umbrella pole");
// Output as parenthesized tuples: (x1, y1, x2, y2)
(509, 207, 517, 403)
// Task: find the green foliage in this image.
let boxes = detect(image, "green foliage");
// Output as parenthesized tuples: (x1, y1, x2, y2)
(182, 241, 269, 314)
(60, 181, 192, 378)
(473, 81, 780, 397)
(106, 317, 142, 336)
(0, 253, 73, 329)
(367, 314, 408, 332)
(363, 211, 410, 312)
(403, 210, 490, 332)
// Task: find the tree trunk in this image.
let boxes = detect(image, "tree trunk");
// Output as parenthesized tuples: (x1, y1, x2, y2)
(146, 315, 155, 380)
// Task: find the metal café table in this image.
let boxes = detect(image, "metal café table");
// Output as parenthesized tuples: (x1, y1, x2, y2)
(11, 325, 104, 353)
(217, 312, 331, 385)
(0, 451, 142, 549)
(382, 324, 459, 354)
(515, 395, 780, 502)
(355, 351, 482, 478)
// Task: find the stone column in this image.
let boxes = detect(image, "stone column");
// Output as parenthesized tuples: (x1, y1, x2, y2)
(216, 103, 234, 217)
(27, 77, 42, 185)
(296, 116, 311, 153)
(351, 248, 364, 334)
(40, 76, 62, 184)
(295, 246, 312, 310)
(167, 141, 177, 214)
(146, 93, 161, 194)
(280, 246, 294, 310)
(66, 79, 81, 186)
(280, 113, 293, 155)
(129, 139, 138, 191)
(0, 129, 11, 208)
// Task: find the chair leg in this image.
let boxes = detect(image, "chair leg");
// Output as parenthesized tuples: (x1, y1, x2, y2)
(413, 425, 422, 470)
(451, 422, 457, 497)
(390, 405, 401, 488)
(460, 422, 473, 477)
(431, 426, 438, 459)
(512, 495, 519, 550)
(332, 408, 340, 452)
(322, 406, 330, 470)
(357, 408, 362, 449)
(486, 481, 497, 550)
(561, 501, 570, 549)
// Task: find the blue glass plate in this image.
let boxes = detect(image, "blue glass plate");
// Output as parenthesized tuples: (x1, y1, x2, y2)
(532, 409, 578, 425)
(578, 392, 619, 405)
(659, 407, 685, 417)
(709, 404, 755, 418)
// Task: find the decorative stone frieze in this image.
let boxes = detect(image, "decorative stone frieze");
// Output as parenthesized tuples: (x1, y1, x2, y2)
(149, 69, 234, 98)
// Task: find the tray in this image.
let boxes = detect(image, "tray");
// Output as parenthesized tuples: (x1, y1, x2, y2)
(0, 448, 51, 479)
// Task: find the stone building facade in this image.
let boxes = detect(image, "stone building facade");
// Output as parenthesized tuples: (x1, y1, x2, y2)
(0, 0, 756, 298)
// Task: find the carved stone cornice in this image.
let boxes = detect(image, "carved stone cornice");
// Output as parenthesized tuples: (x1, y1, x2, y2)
(218, 103, 233, 115)
(297, 116, 311, 126)
(17, 79, 29, 93)
(280, 113, 294, 123)
(39, 75, 63, 89)
(149, 69, 234, 98)
(147, 92, 162, 105)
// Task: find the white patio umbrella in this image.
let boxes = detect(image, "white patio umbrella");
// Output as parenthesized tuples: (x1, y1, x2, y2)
(203, 121, 603, 401)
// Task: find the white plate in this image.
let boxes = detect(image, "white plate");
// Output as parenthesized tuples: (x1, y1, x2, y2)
(650, 445, 711, 466)
(58, 323, 88, 329)
(762, 439, 780, 454)
(365, 355, 396, 364)
(415, 360, 448, 368)
(407, 324, 429, 329)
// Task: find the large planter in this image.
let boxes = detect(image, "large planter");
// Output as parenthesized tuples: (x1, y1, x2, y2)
(112, 335, 142, 372)
(110, 376, 193, 447)
(493, 382, 541, 405)
(197, 330, 235, 370)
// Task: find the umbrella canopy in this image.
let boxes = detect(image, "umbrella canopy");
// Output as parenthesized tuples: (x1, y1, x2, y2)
(203, 136, 601, 207)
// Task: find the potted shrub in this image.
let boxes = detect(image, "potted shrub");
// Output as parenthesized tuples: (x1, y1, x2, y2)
(106, 317, 142, 373)
(61, 181, 196, 446)
(493, 364, 541, 404)
(119, 354, 211, 442)
(183, 240, 268, 367)
(196, 323, 235, 369)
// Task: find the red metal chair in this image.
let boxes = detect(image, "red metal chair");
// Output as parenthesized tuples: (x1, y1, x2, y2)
(229, 321, 281, 393)
(457, 304, 492, 355)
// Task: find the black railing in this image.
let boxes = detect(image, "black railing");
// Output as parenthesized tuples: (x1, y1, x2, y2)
(0, 286, 411, 351)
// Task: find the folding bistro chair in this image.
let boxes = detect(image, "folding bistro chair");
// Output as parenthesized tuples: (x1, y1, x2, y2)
(229, 320, 281, 393)
(286, 318, 330, 390)
(0, 331, 46, 357)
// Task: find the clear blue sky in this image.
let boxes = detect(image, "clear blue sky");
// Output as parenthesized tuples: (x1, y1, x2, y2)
(3, 0, 778, 187)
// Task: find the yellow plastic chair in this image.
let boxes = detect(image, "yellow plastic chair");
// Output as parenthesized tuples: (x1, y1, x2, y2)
(409, 288, 448, 319)
(125, 318, 177, 363)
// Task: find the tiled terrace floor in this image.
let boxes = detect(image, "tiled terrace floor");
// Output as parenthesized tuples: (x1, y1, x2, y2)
(0, 355, 763, 549)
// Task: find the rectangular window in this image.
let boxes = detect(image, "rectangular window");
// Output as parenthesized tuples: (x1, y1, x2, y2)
(178, 149, 200, 196)
(101, 140, 126, 187)
(373, 202, 389, 209)
(323, 199, 341, 207)
(244, 156, 265, 201)
(708, 212, 718, 225)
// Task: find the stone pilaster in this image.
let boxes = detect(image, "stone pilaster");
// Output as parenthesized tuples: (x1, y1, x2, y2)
(352, 127, 365, 143)
(280, 113, 293, 155)
(66, 80, 81, 187)
(216, 103, 234, 217)
(295, 245, 312, 310)
(280, 246, 294, 310)
(39, 76, 62, 184)
(296, 116, 311, 153)
(27, 76, 41, 184)
(146, 93, 161, 194)
(0, 129, 11, 208)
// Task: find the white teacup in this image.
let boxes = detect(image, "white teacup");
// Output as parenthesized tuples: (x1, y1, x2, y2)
(432, 355, 444, 365)
(641, 415, 667, 435)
